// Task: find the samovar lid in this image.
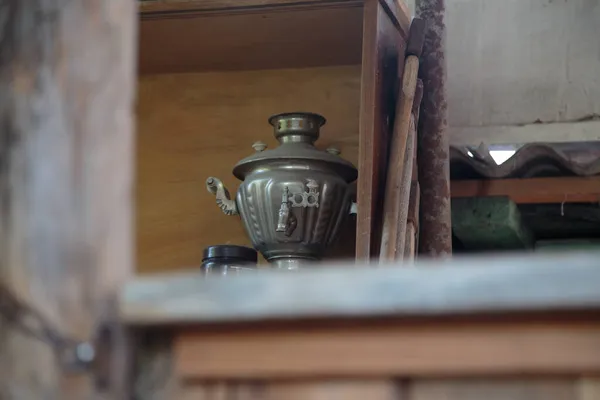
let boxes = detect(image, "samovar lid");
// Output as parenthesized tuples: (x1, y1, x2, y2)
(232, 112, 358, 182)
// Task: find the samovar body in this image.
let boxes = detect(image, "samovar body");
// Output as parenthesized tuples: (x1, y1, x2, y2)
(207, 112, 358, 269)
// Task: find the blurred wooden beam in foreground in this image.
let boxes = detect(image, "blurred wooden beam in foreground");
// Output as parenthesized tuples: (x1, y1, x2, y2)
(0, 1, 136, 398)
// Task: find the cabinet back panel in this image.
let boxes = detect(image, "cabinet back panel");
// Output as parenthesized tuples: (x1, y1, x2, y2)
(137, 66, 361, 273)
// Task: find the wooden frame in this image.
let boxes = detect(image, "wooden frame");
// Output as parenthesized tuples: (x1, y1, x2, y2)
(175, 317, 600, 379)
(137, 0, 410, 266)
(357, 0, 408, 259)
(0, 1, 136, 397)
(126, 253, 600, 399)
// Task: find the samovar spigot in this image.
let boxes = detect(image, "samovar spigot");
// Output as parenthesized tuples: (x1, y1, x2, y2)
(276, 186, 297, 236)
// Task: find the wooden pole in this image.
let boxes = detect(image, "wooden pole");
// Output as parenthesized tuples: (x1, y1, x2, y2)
(416, 0, 452, 257)
(394, 115, 416, 257)
(0, 1, 136, 398)
(379, 19, 425, 261)
(379, 55, 419, 260)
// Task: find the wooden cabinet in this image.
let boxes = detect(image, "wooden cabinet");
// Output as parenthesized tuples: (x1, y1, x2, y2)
(136, 0, 411, 272)
(125, 255, 600, 399)
(6, 3, 600, 400)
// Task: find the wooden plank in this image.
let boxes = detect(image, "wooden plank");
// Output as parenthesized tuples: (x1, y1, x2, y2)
(409, 379, 577, 400)
(357, 0, 406, 259)
(264, 380, 401, 400)
(139, 5, 363, 73)
(396, 119, 416, 258)
(404, 181, 419, 259)
(139, 0, 411, 40)
(451, 177, 600, 204)
(0, 0, 136, 398)
(174, 318, 600, 379)
(137, 66, 360, 272)
(121, 253, 600, 325)
(449, 120, 600, 147)
(140, 0, 362, 13)
(380, 58, 419, 260)
(176, 380, 400, 400)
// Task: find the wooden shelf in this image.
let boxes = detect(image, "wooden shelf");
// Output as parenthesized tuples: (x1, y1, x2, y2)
(122, 253, 600, 325)
(139, 1, 365, 74)
(451, 176, 600, 204)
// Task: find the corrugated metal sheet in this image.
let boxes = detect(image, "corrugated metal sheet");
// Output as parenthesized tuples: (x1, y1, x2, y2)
(450, 142, 600, 180)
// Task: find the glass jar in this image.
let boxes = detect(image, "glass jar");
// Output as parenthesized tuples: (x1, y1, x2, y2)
(201, 245, 258, 275)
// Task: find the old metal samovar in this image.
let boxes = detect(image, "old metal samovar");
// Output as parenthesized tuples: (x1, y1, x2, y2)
(206, 112, 358, 269)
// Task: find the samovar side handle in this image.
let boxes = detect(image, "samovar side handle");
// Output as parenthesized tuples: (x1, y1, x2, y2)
(206, 177, 239, 216)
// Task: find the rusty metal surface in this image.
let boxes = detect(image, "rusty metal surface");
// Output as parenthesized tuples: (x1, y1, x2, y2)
(415, 0, 452, 257)
(451, 143, 600, 180)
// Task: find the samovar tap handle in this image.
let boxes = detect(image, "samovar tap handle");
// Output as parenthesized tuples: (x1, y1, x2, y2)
(276, 186, 297, 236)
(206, 177, 238, 216)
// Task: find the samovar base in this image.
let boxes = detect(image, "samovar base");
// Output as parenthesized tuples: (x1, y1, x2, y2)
(269, 257, 316, 270)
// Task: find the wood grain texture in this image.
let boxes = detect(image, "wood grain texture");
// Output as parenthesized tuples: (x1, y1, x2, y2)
(404, 181, 420, 259)
(140, 0, 363, 13)
(451, 176, 600, 204)
(395, 116, 416, 258)
(136, 66, 360, 273)
(380, 57, 419, 260)
(139, 5, 363, 74)
(175, 318, 600, 379)
(0, 0, 136, 398)
(409, 379, 578, 400)
(357, 0, 406, 259)
(121, 253, 600, 325)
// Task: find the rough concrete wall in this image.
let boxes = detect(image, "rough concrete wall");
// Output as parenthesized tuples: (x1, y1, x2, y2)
(406, 0, 600, 145)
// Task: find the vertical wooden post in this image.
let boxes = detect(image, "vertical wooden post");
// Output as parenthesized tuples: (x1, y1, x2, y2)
(357, 0, 408, 260)
(0, 1, 136, 398)
(415, 0, 452, 257)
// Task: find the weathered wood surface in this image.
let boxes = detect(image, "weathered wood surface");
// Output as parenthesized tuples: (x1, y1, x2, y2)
(0, 1, 136, 398)
(416, 0, 452, 257)
(122, 252, 600, 325)
(357, 0, 407, 259)
(380, 56, 419, 260)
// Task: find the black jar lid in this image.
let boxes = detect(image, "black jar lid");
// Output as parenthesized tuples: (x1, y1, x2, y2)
(202, 245, 258, 263)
